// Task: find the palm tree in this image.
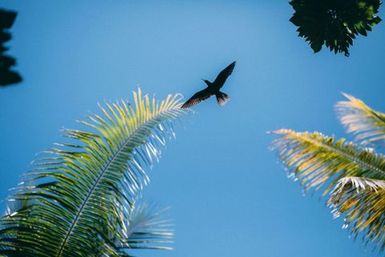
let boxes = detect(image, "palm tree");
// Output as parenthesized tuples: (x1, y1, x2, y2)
(0, 89, 186, 257)
(272, 93, 385, 252)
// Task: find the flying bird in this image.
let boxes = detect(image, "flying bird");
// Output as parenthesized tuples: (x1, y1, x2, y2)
(181, 61, 236, 108)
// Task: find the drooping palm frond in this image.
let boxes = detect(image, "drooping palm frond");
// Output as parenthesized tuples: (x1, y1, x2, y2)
(0, 88, 186, 257)
(272, 129, 385, 250)
(336, 93, 385, 147)
(121, 203, 173, 251)
(272, 129, 385, 192)
(329, 176, 385, 251)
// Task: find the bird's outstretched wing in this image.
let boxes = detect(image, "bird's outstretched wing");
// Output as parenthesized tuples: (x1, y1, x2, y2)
(212, 61, 236, 89)
(181, 88, 212, 108)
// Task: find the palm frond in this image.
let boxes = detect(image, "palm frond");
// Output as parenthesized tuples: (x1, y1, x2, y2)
(330, 176, 385, 251)
(272, 129, 385, 193)
(121, 203, 173, 251)
(272, 129, 385, 250)
(0, 88, 186, 257)
(336, 93, 385, 146)
(333, 176, 385, 193)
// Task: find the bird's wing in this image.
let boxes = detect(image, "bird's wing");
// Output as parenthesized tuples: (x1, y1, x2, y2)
(181, 88, 212, 108)
(212, 61, 236, 89)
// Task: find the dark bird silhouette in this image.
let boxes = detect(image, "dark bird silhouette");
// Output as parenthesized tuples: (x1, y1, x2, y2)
(181, 61, 236, 108)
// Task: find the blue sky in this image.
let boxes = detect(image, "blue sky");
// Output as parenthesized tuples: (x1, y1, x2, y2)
(1, 1, 385, 257)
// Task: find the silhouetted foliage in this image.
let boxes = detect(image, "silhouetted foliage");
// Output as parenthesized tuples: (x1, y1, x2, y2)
(0, 9, 22, 86)
(289, 0, 382, 56)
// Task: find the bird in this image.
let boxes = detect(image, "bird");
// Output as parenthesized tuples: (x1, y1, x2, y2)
(181, 61, 236, 108)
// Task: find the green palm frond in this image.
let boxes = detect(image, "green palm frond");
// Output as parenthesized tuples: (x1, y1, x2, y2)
(272, 129, 385, 193)
(330, 176, 385, 251)
(122, 203, 173, 251)
(336, 93, 385, 146)
(0, 88, 186, 257)
(272, 129, 385, 250)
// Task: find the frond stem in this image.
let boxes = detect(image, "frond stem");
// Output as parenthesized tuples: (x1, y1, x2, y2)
(55, 113, 169, 257)
(56, 134, 129, 257)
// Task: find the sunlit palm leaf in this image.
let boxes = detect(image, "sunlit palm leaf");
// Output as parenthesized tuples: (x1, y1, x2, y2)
(336, 93, 385, 146)
(330, 176, 385, 251)
(272, 129, 385, 250)
(0, 89, 186, 257)
(272, 129, 385, 193)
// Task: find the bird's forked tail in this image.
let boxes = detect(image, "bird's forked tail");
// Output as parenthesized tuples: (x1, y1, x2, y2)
(215, 91, 230, 106)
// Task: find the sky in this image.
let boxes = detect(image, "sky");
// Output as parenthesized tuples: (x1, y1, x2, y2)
(1, 1, 385, 257)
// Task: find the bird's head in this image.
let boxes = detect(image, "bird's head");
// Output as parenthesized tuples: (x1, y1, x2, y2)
(202, 79, 212, 86)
